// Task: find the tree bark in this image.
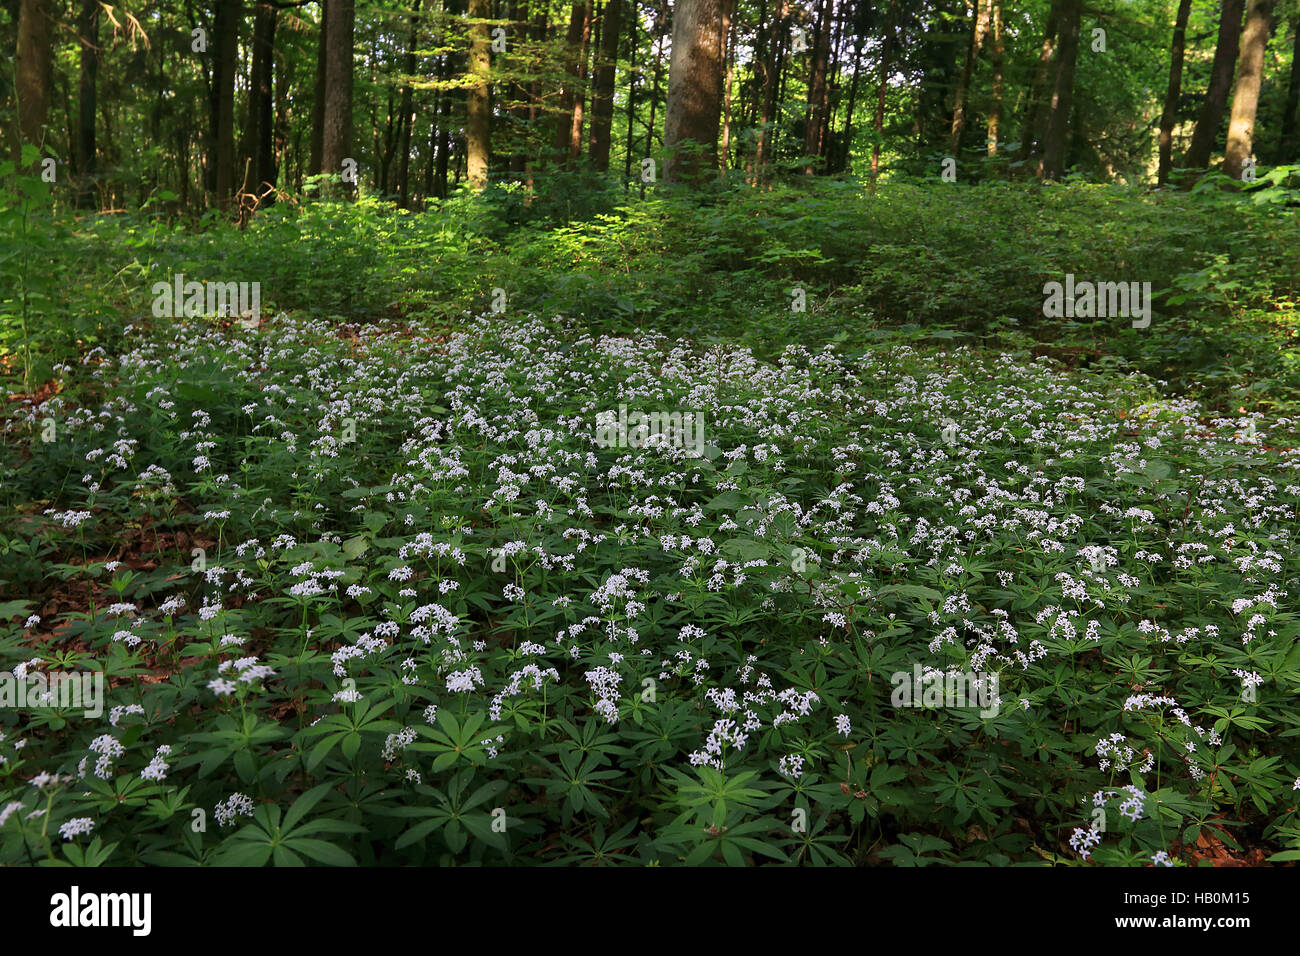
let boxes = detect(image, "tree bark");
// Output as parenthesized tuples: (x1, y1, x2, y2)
(310, 1, 328, 176)
(754, 0, 788, 178)
(15, 0, 52, 166)
(622, 0, 638, 185)
(1157, 0, 1193, 185)
(949, 0, 990, 155)
(1038, 0, 1081, 181)
(664, 0, 724, 183)
(466, 0, 492, 188)
(803, 0, 832, 171)
(247, 1, 279, 199)
(1017, 3, 1059, 165)
(871, 0, 899, 184)
(554, 1, 587, 163)
(75, 0, 99, 206)
(589, 0, 622, 170)
(209, 0, 240, 207)
(1183, 0, 1245, 170)
(568, 1, 595, 160)
(1279, 17, 1300, 162)
(643, 0, 668, 193)
(322, 0, 356, 196)
(987, 0, 1002, 156)
(1222, 0, 1274, 180)
(837, 31, 863, 173)
(397, 0, 424, 206)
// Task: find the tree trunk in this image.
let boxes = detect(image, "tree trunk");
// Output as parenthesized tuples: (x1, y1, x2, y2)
(987, 0, 1002, 156)
(75, 0, 99, 206)
(554, 2, 587, 163)
(1157, 0, 1193, 185)
(568, 1, 595, 160)
(589, 0, 622, 170)
(505, 0, 529, 176)
(754, 0, 789, 178)
(1017, 3, 1059, 164)
(397, 0, 423, 206)
(466, 0, 492, 188)
(643, 0, 668, 193)
(1038, 0, 1081, 181)
(1183, 0, 1245, 170)
(435, 64, 452, 197)
(322, 0, 356, 196)
(871, 0, 899, 184)
(247, 1, 279, 199)
(803, 0, 832, 172)
(1222, 0, 1274, 180)
(1279, 17, 1300, 162)
(15, 0, 52, 166)
(310, 2, 328, 176)
(720, 0, 736, 168)
(837, 32, 863, 173)
(274, 29, 290, 200)
(949, 0, 990, 155)
(664, 0, 724, 183)
(622, 0, 638, 185)
(210, 0, 239, 207)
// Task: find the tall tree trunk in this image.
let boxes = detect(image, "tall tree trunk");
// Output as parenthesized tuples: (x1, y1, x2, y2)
(837, 32, 863, 173)
(643, 0, 668, 193)
(1183, 0, 1246, 170)
(803, 0, 832, 171)
(397, 0, 424, 206)
(1157, 0, 1194, 185)
(505, 0, 528, 176)
(526, 8, 548, 187)
(748, 0, 769, 128)
(274, 29, 290, 201)
(554, 1, 587, 163)
(423, 115, 437, 202)
(1279, 17, 1300, 162)
(753, 0, 789, 179)
(1038, 0, 1081, 181)
(871, 0, 899, 185)
(322, 0, 356, 196)
(15, 0, 52, 166)
(664, 0, 724, 183)
(987, 0, 1002, 156)
(623, 0, 638, 185)
(589, 0, 622, 170)
(568, 1, 595, 160)
(1017, 3, 1059, 164)
(1223, 0, 1274, 179)
(949, 0, 990, 155)
(466, 0, 492, 188)
(310, 2, 328, 176)
(720, 0, 737, 168)
(210, 0, 240, 208)
(435, 64, 452, 197)
(247, 1, 279, 199)
(75, 0, 99, 207)
(177, 103, 191, 210)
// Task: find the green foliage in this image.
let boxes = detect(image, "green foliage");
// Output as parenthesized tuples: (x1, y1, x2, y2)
(2, 295, 1299, 866)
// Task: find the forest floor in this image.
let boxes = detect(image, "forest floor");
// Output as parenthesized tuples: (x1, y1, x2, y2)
(2, 178, 1299, 866)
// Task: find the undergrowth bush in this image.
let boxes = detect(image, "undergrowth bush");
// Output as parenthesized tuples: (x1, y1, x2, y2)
(2, 314, 1298, 865)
